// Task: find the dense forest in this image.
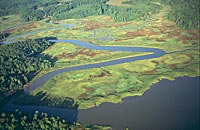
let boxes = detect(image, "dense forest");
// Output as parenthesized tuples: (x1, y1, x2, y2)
(123, 0, 200, 29)
(0, 38, 56, 95)
(0, 0, 161, 22)
(0, 0, 60, 17)
(166, 0, 199, 29)
(0, 110, 71, 130)
(1, 0, 199, 29)
(52, 0, 161, 22)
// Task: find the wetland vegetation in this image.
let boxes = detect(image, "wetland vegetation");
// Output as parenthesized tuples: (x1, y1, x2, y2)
(0, 0, 199, 129)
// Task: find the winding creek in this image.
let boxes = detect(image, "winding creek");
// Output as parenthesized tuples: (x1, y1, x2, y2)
(2, 24, 199, 130)
(25, 39, 166, 93)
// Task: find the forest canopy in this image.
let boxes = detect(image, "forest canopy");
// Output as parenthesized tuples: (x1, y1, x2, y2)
(0, 38, 56, 95)
(0, 0, 161, 22)
(1, 0, 199, 29)
(123, 0, 200, 29)
(0, 110, 109, 130)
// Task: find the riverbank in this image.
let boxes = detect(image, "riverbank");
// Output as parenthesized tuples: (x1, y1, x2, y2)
(78, 76, 200, 130)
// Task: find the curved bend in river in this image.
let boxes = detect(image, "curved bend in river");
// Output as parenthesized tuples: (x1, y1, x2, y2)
(25, 39, 166, 93)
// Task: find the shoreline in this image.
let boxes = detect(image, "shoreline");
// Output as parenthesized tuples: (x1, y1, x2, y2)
(14, 75, 200, 110)
(77, 76, 199, 130)
(78, 75, 199, 109)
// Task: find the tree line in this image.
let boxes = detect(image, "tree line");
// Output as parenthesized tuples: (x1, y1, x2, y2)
(0, 110, 71, 130)
(0, 38, 56, 95)
(1, 0, 199, 29)
(0, 110, 110, 130)
(0, 0, 60, 16)
(0, 0, 162, 22)
(164, 0, 199, 29)
(125, 0, 199, 29)
(53, 2, 161, 22)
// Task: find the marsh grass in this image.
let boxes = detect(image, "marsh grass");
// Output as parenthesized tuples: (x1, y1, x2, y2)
(10, 4, 199, 109)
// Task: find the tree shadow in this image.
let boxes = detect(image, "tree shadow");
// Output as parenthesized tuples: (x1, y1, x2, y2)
(39, 37, 59, 65)
(44, 36, 58, 41)
(12, 91, 79, 122)
(14, 91, 79, 109)
(2, 17, 9, 21)
(27, 37, 59, 80)
(0, 32, 10, 41)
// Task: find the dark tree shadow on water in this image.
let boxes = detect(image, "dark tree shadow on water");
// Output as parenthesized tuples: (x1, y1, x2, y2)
(14, 91, 79, 109)
(44, 36, 58, 41)
(13, 91, 79, 122)
(0, 33, 10, 44)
